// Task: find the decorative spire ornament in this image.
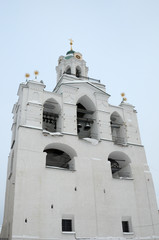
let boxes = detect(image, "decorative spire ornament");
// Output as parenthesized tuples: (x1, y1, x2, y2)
(69, 38, 73, 50)
(25, 73, 30, 81)
(121, 92, 127, 102)
(34, 70, 39, 80)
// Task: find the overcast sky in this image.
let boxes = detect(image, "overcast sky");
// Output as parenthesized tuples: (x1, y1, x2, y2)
(0, 0, 159, 226)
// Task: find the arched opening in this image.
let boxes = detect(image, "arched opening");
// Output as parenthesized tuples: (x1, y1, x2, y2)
(76, 66, 81, 78)
(43, 98, 61, 133)
(65, 66, 71, 75)
(110, 112, 127, 145)
(44, 143, 77, 170)
(76, 96, 98, 139)
(45, 149, 71, 169)
(108, 151, 132, 179)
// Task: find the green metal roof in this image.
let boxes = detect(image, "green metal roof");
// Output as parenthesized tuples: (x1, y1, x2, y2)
(65, 49, 75, 59)
(66, 50, 75, 55)
(65, 55, 73, 59)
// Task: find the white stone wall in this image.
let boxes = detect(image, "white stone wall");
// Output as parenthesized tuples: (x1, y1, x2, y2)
(1, 73, 159, 240)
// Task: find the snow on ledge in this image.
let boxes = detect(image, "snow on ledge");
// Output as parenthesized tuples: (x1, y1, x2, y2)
(42, 130, 63, 136)
(27, 100, 42, 106)
(21, 125, 42, 130)
(83, 138, 99, 145)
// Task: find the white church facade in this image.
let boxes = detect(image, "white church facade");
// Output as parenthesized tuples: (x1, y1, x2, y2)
(1, 44, 159, 240)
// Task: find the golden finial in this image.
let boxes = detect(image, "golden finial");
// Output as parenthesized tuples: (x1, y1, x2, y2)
(34, 70, 39, 79)
(25, 73, 30, 80)
(121, 93, 127, 102)
(69, 38, 73, 50)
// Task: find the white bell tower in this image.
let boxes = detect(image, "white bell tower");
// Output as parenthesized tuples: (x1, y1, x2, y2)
(1, 41, 159, 240)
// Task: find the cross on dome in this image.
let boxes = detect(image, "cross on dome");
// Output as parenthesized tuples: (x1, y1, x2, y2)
(69, 38, 73, 50)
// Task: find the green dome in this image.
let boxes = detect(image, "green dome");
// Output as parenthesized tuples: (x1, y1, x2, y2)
(66, 50, 75, 55)
(65, 55, 73, 59)
(65, 49, 75, 59)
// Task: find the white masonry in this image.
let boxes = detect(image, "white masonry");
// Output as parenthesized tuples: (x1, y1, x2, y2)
(1, 47, 159, 240)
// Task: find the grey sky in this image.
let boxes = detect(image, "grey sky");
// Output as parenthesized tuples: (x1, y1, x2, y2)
(0, 0, 159, 225)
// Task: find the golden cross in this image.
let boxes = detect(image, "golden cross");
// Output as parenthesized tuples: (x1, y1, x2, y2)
(69, 38, 73, 50)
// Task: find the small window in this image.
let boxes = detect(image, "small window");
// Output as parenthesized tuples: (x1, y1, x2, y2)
(121, 216, 133, 234)
(122, 221, 129, 232)
(62, 219, 72, 232)
(66, 67, 71, 74)
(76, 67, 81, 77)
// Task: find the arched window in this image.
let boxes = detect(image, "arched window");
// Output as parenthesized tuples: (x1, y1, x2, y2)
(45, 149, 71, 169)
(43, 98, 61, 133)
(76, 96, 98, 140)
(65, 66, 71, 75)
(44, 143, 77, 170)
(110, 112, 127, 145)
(108, 151, 132, 179)
(76, 66, 81, 77)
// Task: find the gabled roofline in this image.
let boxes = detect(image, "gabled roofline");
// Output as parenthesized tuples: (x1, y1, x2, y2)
(53, 74, 110, 97)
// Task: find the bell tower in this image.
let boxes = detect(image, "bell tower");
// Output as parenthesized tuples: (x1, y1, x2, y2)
(1, 42, 159, 240)
(56, 39, 88, 82)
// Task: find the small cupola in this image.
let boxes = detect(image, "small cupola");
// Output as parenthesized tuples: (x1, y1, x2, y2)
(56, 40, 88, 82)
(65, 49, 75, 59)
